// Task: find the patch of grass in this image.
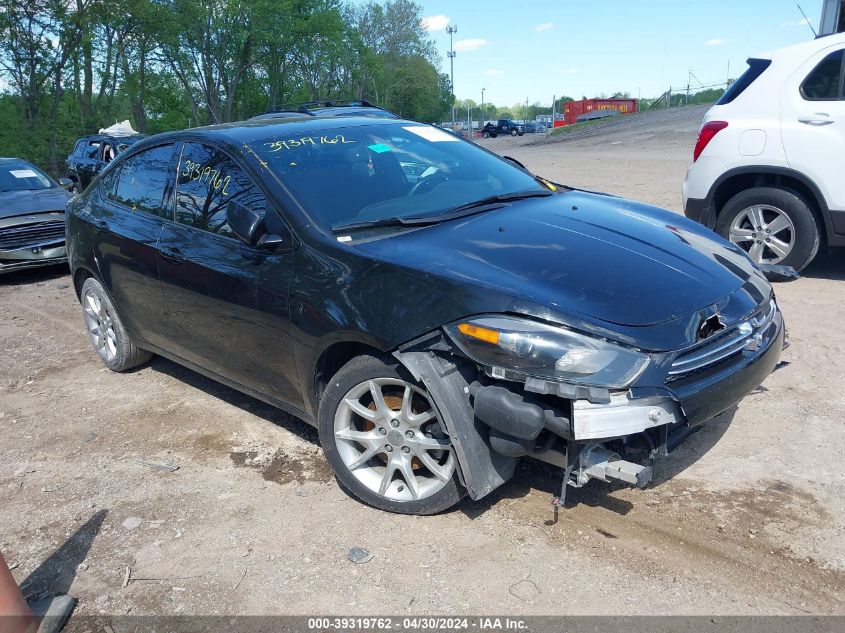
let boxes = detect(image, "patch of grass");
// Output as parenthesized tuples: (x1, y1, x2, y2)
(549, 118, 616, 136)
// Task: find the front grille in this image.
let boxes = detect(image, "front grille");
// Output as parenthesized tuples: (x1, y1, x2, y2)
(0, 219, 65, 250)
(668, 299, 777, 379)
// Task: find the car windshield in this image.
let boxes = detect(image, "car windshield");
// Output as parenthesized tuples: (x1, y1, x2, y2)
(0, 161, 54, 192)
(249, 122, 547, 231)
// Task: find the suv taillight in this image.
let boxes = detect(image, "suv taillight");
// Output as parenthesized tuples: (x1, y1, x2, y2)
(693, 121, 728, 162)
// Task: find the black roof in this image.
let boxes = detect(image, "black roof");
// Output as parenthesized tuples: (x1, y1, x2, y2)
(249, 100, 398, 121)
(160, 115, 408, 146)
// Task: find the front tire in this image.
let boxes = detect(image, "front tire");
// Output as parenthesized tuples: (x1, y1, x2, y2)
(716, 186, 820, 271)
(482, 131, 490, 139)
(80, 278, 152, 371)
(510, 129, 518, 137)
(318, 354, 464, 515)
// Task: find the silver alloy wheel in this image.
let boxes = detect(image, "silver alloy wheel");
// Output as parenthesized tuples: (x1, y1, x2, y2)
(83, 289, 117, 361)
(333, 377, 455, 502)
(728, 204, 795, 264)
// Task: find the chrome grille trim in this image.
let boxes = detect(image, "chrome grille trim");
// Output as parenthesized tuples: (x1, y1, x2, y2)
(0, 220, 66, 250)
(668, 299, 777, 378)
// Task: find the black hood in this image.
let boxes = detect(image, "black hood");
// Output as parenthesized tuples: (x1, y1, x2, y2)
(356, 190, 767, 328)
(0, 187, 71, 220)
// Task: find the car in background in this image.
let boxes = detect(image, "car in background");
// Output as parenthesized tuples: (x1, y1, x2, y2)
(684, 32, 845, 271)
(249, 100, 398, 122)
(0, 158, 73, 274)
(67, 115, 783, 516)
(66, 133, 146, 193)
(524, 122, 547, 133)
(481, 119, 524, 138)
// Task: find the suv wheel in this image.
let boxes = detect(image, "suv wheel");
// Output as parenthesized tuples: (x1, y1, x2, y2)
(716, 187, 820, 271)
(80, 278, 152, 371)
(318, 354, 464, 515)
(482, 131, 490, 139)
(71, 181, 81, 194)
(510, 129, 518, 137)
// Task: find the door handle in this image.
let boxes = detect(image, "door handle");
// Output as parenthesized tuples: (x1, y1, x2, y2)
(798, 113, 834, 126)
(160, 247, 187, 264)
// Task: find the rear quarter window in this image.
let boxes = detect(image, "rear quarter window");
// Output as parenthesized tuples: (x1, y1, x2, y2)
(717, 58, 772, 105)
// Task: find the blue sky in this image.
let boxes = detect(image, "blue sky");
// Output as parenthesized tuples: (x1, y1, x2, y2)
(415, 0, 824, 107)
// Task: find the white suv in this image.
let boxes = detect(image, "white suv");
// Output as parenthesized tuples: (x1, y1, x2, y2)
(683, 32, 845, 271)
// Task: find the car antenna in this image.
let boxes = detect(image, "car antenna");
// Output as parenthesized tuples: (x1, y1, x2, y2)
(796, 4, 818, 37)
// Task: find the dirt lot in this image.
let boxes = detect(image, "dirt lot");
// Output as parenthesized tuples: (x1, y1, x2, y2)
(2, 106, 844, 616)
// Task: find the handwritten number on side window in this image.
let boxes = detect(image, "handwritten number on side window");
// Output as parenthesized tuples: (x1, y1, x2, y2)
(180, 160, 230, 195)
(263, 135, 355, 152)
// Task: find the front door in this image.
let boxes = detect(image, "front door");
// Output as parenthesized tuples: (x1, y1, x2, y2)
(157, 141, 300, 407)
(780, 43, 845, 233)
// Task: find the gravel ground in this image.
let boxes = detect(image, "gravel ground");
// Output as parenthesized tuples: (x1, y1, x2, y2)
(1, 105, 844, 616)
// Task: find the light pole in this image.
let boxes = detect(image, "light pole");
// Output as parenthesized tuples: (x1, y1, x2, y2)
(481, 88, 485, 130)
(447, 24, 457, 128)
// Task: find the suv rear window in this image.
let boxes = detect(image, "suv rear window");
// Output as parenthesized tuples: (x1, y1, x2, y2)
(717, 58, 772, 105)
(801, 50, 844, 100)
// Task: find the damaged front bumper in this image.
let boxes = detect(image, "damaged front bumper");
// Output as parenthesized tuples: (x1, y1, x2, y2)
(395, 299, 785, 503)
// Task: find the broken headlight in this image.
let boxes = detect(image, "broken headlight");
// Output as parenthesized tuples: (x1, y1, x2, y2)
(445, 315, 649, 389)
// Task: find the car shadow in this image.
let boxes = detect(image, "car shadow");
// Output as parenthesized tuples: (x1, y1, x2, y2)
(146, 356, 318, 444)
(145, 356, 735, 519)
(799, 249, 845, 281)
(0, 264, 70, 287)
(19, 509, 107, 600)
(459, 406, 736, 519)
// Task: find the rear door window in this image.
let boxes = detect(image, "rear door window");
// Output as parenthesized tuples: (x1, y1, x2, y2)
(112, 144, 175, 216)
(801, 50, 845, 100)
(174, 142, 267, 239)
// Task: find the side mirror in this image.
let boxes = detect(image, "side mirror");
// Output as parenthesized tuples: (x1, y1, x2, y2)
(58, 177, 74, 191)
(226, 200, 264, 246)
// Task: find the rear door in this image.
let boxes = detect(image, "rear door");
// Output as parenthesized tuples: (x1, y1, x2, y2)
(92, 143, 175, 348)
(780, 44, 845, 231)
(157, 141, 299, 405)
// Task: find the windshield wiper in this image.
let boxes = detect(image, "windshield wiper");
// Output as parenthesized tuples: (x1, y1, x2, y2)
(332, 215, 443, 233)
(331, 189, 554, 234)
(438, 189, 555, 218)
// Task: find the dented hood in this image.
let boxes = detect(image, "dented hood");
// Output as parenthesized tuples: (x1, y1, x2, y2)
(356, 190, 760, 327)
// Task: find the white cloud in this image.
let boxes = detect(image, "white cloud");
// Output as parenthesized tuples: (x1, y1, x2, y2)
(780, 18, 810, 27)
(704, 38, 729, 46)
(453, 38, 487, 52)
(535, 22, 554, 32)
(485, 69, 504, 76)
(421, 14, 449, 32)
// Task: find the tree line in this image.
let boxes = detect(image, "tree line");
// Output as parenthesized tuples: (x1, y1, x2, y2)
(0, 0, 453, 174)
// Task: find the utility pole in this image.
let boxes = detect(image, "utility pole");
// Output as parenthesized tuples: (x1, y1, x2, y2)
(447, 24, 457, 129)
(481, 88, 485, 130)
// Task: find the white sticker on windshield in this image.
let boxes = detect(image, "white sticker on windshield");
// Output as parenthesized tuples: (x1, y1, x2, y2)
(403, 126, 459, 142)
(10, 169, 38, 179)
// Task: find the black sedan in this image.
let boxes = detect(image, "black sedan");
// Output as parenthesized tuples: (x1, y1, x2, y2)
(66, 117, 784, 515)
(0, 158, 73, 274)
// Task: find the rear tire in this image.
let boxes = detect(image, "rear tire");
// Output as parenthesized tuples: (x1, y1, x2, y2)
(318, 354, 464, 515)
(482, 131, 490, 139)
(716, 186, 820, 271)
(80, 277, 152, 371)
(510, 129, 518, 137)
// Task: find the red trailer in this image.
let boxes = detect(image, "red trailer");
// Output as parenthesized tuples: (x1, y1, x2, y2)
(554, 98, 638, 127)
